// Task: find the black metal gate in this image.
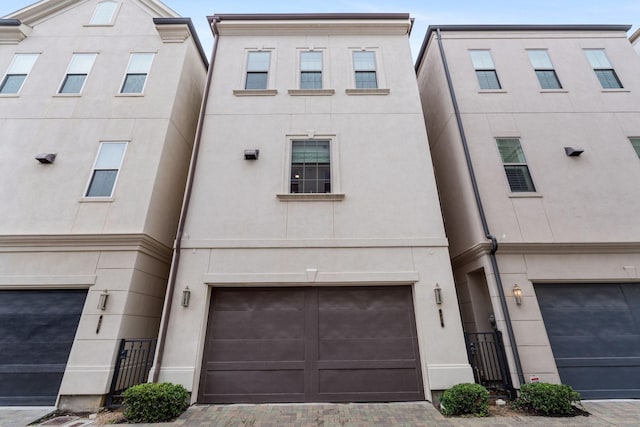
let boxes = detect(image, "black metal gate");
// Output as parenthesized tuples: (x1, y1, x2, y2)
(464, 331, 514, 398)
(107, 339, 156, 407)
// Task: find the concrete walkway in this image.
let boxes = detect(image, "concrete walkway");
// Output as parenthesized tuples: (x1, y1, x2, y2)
(0, 407, 53, 427)
(4, 400, 639, 426)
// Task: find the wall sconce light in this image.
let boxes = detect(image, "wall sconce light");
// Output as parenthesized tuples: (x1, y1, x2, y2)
(35, 153, 56, 164)
(97, 289, 109, 310)
(181, 286, 191, 307)
(564, 147, 584, 157)
(434, 283, 442, 305)
(244, 149, 259, 160)
(513, 284, 523, 305)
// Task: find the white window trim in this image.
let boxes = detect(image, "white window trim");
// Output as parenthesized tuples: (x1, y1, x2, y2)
(56, 53, 98, 95)
(583, 48, 623, 90)
(83, 141, 128, 199)
(86, 1, 121, 27)
(495, 137, 537, 193)
(297, 48, 328, 90)
(277, 133, 344, 201)
(118, 52, 155, 95)
(347, 47, 388, 94)
(527, 49, 563, 90)
(0, 53, 39, 96)
(469, 49, 502, 91)
(235, 48, 276, 95)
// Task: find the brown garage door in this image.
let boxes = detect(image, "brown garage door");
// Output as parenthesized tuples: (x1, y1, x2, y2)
(198, 286, 424, 403)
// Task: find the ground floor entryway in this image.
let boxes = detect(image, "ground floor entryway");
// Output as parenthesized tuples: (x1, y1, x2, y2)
(0, 289, 87, 406)
(198, 286, 424, 403)
(536, 283, 640, 399)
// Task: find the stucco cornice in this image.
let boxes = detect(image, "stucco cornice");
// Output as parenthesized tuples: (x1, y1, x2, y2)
(631, 27, 640, 44)
(0, 19, 31, 44)
(0, 233, 172, 262)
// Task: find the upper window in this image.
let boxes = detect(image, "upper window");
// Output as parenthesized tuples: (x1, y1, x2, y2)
(496, 138, 536, 192)
(470, 50, 501, 90)
(290, 140, 331, 194)
(527, 50, 562, 89)
(245, 51, 270, 90)
(89, 1, 118, 25)
(120, 53, 154, 94)
(85, 142, 127, 197)
(630, 138, 640, 158)
(0, 53, 39, 95)
(59, 53, 97, 94)
(353, 51, 377, 89)
(584, 49, 622, 89)
(300, 51, 322, 89)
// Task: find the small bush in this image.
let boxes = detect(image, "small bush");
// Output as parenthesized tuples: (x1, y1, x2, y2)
(440, 383, 490, 416)
(513, 382, 582, 416)
(123, 382, 190, 423)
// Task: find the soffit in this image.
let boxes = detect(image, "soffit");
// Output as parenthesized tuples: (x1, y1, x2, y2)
(214, 19, 412, 37)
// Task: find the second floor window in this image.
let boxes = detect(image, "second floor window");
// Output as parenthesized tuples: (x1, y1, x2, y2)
(59, 53, 97, 94)
(90, 1, 118, 25)
(245, 51, 270, 90)
(630, 138, 640, 159)
(0, 53, 39, 94)
(120, 53, 154, 94)
(527, 50, 562, 89)
(85, 142, 127, 197)
(353, 51, 377, 89)
(291, 140, 331, 194)
(300, 51, 322, 89)
(584, 49, 622, 89)
(470, 50, 501, 90)
(496, 138, 536, 192)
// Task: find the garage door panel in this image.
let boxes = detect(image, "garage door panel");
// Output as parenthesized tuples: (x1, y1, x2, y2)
(554, 365, 640, 399)
(318, 288, 409, 311)
(319, 338, 416, 360)
(319, 312, 411, 339)
(212, 289, 305, 311)
(551, 336, 640, 358)
(209, 311, 305, 339)
(206, 339, 305, 361)
(203, 369, 305, 395)
(318, 368, 421, 393)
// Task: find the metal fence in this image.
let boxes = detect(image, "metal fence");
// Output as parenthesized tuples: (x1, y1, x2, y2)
(106, 339, 156, 407)
(464, 331, 515, 398)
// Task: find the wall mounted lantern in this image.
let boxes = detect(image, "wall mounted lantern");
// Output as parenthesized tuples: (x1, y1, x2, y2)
(181, 286, 191, 307)
(434, 283, 442, 305)
(244, 149, 259, 160)
(513, 284, 523, 305)
(564, 147, 584, 157)
(35, 153, 56, 164)
(97, 289, 109, 310)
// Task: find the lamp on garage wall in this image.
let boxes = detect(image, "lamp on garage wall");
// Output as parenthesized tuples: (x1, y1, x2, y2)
(513, 284, 523, 305)
(97, 289, 109, 310)
(434, 283, 442, 304)
(181, 286, 191, 307)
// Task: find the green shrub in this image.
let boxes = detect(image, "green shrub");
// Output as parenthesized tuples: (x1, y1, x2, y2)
(514, 382, 582, 416)
(123, 382, 190, 423)
(440, 383, 490, 416)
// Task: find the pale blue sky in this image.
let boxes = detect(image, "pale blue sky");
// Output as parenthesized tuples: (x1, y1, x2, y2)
(2, 0, 638, 59)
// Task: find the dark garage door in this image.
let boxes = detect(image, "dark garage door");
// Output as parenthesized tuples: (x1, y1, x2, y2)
(0, 290, 87, 406)
(536, 283, 640, 399)
(199, 286, 424, 403)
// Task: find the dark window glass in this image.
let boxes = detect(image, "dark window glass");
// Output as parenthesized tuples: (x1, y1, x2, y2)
(301, 71, 322, 89)
(290, 140, 331, 194)
(476, 70, 501, 90)
(120, 74, 147, 93)
(595, 70, 622, 89)
(59, 74, 87, 94)
(504, 165, 536, 192)
(245, 72, 268, 90)
(86, 170, 118, 197)
(535, 70, 562, 89)
(355, 71, 377, 89)
(0, 74, 26, 94)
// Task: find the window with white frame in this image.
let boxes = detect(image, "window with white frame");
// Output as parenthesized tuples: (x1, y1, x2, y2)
(0, 53, 39, 94)
(584, 49, 622, 89)
(496, 138, 536, 192)
(290, 140, 331, 193)
(353, 51, 377, 89)
(120, 53, 154, 94)
(245, 51, 270, 90)
(630, 138, 640, 158)
(527, 50, 562, 89)
(469, 50, 501, 90)
(59, 53, 97, 94)
(89, 1, 118, 25)
(300, 51, 322, 89)
(85, 142, 127, 197)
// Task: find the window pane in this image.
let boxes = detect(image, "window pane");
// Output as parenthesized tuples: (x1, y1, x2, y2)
(247, 52, 270, 72)
(504, 165, 536, 192)
(497, 139, 526, 163)
(301, 52, 322, 71)
(86, 170, 118, 197)
(301, 71, 322, 89)
(59, 74, 87, 94)
(90, 1, 118, 24)
(9, 54, 39, 74)
(121, 74, 147, 93)
(355, 71, 377, 89)
(630, 138, 640, 158)
(127, 53, 154, 73)
(245, 72, 268, 90)
(291, 140, 331, 194)
(595, 70, 622, 89)
(469, 50, 494, 69)
(528, 50, 553, 69)
(68, 54, 97, 73)
(95, 143, 126, 169)
(584, 49, 611, 68)
(353, 51, 376, 71)
(0, 74, 26, 94)
(476, 70, 501, 90)
(535, 70, 562, 89)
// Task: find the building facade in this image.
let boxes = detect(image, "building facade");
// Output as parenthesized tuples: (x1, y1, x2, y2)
(416, 25, 640, 399)
(153, 13, 473, 404)
(0, 0, 206, 409)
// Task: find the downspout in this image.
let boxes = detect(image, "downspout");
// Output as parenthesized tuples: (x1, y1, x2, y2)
(434, 28, 525, 387)
(152, 17, 221, 383)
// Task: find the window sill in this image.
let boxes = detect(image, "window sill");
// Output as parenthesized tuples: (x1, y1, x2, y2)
(478, 89, 507, 94)
(277, 193, 345, 202)
(83, 24, 115, 27)
(52, 93, 82, 98)
(79, 197, 114, 203)
(508, 192, 542, 199)
(0, 94, 20, 98)
(540, 89, 568, 93)
(233, 89, 278, 96)
(345, 88, 390, 95)
(115, 93, 145, 97)
(601, 88, 630, 93)
(288, 89, 335, 96)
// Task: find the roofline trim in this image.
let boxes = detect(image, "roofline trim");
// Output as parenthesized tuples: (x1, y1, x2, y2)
(207, 13, 411, 23)
(153, 17, 209, 68)
(0, 19, 22, 26)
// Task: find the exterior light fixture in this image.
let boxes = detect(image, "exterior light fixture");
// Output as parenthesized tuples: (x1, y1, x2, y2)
(35, 153, 56, 164)
(244, 149, 259, 160)
(181, 286, 191, 307)
(564, 147, 584, 157)
(513, 284, 523, 305)
(97, 289, 109, 310)
(434, 283, 442, 305)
